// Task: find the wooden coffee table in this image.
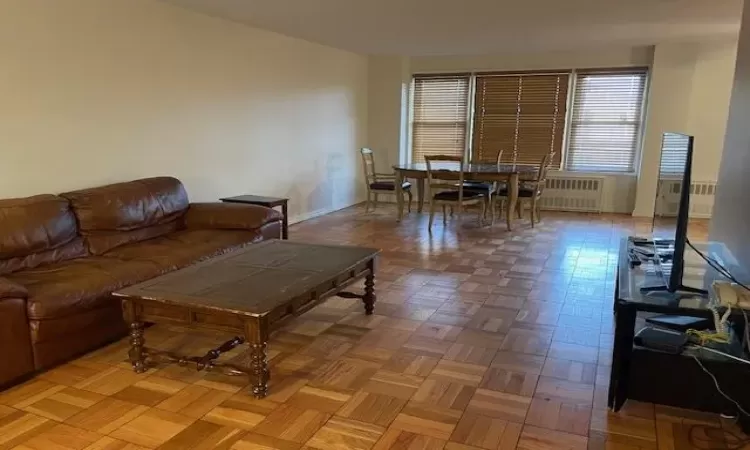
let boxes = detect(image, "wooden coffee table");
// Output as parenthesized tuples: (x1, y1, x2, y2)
(113, 240, 379, 398)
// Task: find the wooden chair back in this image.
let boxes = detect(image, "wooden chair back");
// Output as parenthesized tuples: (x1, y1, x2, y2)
(425, 155, 467, 200)
(360, 148, 377, 185)
(532, 152, 553, 196)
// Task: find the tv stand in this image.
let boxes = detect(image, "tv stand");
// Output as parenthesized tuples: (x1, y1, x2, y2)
(639, 284, 708, 296)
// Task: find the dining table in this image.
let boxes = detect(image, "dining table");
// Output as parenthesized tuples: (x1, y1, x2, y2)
(393, 162, 540, 231)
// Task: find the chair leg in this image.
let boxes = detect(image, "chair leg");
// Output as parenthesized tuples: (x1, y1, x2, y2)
(373, 193, 378, 210)
(530, 198, 537, 228)
(449, 206, 454, 217)
(365, 191, 372, 212)
(456, 204, 463, 225)
(535, 198, 542, 223)
(442, 205, 447, 225)
(429, 198, 436, 230)
(407, 190, 413, 213)
(478, 201, 486, 227)
(516, 200, 523, 219)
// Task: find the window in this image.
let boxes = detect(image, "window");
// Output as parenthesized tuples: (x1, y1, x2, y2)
(659, 133, 690, 176)
(473, 73, 569, 166)
(411, 74, 470, 163)
(565, 69, 648, 172)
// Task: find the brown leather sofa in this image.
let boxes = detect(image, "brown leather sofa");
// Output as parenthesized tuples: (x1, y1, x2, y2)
(0, 177, 281, 387)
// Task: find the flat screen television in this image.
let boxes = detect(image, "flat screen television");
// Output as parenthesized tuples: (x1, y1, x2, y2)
(647, 132, 706, 295)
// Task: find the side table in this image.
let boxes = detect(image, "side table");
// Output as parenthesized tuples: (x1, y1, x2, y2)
(220, 195, 289, 239)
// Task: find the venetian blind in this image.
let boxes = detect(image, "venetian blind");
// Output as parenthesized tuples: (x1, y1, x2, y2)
(565, 69, 648, 172)
(659, 132, 690, 176)
(411, 74, 470, 163)
(472, 72, 569, 165)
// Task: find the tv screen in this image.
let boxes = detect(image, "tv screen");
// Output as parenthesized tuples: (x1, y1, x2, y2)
(652, 132, 694, 292)
(653, 133, 692, 242)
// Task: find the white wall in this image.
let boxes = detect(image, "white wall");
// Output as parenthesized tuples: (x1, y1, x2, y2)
(633, 39, 737, 216)
(0, 0, 368, 223)
(711, 3, 750, 269)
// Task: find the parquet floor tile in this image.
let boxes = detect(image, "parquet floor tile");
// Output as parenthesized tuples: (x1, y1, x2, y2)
(428, 360, 487, 387)
(479, 367, 539, 397)
(22, 387, 105, 422)
(203, 394, 277, 430)
(450, 413, 522, 449)
(109, 408, 195, 448)
(372, 428, 446, 450)
(19, 423, 103, 450)
(410, 379, 475, 411)
(337, 390, 407, 426)
(306, 417, 384, 450)
(157, 420, 245, 450)
(465, 388, 531, 422)
(253, 404, 330, 443)
(66, 398, 149, 435)
(516, 424, 588, 450)
(0, 207, 730, 449)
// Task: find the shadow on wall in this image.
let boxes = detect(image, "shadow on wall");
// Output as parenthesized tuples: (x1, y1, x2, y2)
(286, 152, 349, 223)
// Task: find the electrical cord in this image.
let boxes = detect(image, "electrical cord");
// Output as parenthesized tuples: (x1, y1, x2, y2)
(680, 239, 750, 445)
(686, 238, 750, 354)
(692, 354, 750, 417)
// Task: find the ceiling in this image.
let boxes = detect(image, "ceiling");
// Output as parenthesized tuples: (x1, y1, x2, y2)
(162, 0, 742, 56)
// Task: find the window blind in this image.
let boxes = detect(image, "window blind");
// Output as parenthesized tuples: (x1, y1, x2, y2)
(411, 74, 470, 163)
(472, 72, 569, 166)
(566, 69, 647, 172)
(659, 133, 690, 176)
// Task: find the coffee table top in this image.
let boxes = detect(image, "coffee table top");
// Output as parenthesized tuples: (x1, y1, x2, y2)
(113, 240, 379, 317)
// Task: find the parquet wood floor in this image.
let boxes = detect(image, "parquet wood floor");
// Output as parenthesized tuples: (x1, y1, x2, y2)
(1, 204, 743, 449)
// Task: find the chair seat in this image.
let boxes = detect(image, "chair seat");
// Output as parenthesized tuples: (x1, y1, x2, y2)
(433, 190, 485, 201)
(370, 181, 411, 191)
(496, 187, 536, 198)
(462, 182, 494, 192)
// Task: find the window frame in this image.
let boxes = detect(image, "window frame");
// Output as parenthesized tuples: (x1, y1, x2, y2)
(408, 73, 472, 164)
(407, 67, 650, 174)
(562, 68, 650, 174)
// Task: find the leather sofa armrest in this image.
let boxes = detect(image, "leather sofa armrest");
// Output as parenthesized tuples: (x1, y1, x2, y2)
(0, 277, 28, 300)
(185, 203, 282, 231)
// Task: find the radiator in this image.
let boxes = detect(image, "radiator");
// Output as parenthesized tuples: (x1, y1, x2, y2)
(655, 180, 716, 219)
(539, 176, 605, 213)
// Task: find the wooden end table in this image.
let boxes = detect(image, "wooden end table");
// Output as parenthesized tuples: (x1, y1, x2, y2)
(220, 195, 289, 239)
(113, 240, 378, 398)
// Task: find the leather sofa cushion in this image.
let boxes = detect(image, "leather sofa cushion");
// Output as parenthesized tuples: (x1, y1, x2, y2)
(62, 177, 189, 254)
(0, 238, 86, 276)
(85, 221, 181, 256)
(0, 195, 84, 273)
(8, 257, 160, 320)
(103, 229, 261, 272)
(62, 176, 189, 232)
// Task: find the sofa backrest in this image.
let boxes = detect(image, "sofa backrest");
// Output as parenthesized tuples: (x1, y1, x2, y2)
(61, 177, 190, 255)
(0, 195, 86, 275)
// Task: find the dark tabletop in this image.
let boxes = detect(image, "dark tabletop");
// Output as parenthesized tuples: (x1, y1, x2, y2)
(113, 240, 379, 317)
(393, 162, 539, 174)
(221, 194, 288, 205)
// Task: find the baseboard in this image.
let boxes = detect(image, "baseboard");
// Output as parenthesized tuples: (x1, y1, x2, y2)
(288, 199, 364, 225)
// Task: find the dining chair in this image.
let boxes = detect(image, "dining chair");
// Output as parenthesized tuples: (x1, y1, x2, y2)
(495, 153, 552, 227)
(465, 149, 505, 224)
(425, 155, 486, 230)
(360, 148, 412, 213)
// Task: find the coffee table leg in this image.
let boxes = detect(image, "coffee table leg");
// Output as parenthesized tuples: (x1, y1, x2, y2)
(245, 317, 270, 398)
(363, 260, 376, 315)
(128, 321, 147, 374)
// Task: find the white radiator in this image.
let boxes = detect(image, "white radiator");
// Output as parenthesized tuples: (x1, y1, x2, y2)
(539, 176, 605, 213)
(655, 180, 716, 219)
